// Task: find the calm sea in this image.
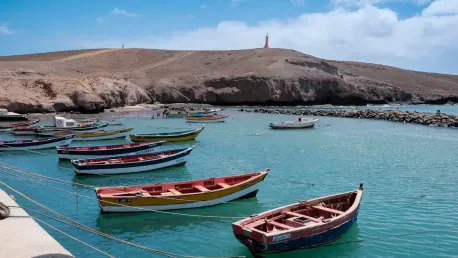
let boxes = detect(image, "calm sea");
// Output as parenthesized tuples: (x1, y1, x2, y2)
(1, 104, 457, 258)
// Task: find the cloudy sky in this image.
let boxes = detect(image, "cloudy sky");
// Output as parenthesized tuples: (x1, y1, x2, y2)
(1, 0, 457, 74)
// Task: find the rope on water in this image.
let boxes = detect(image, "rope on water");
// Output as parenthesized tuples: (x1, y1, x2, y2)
(0, 171, 247, 219)
(0, 181, 246, 258)
(31, 215, 115, 258)
(0, 202, 10, 220)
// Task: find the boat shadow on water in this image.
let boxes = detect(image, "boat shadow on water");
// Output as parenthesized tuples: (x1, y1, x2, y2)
(246, 223, 361, 258)
(71, 166, 194, 188)
(94, 198, 261, 234)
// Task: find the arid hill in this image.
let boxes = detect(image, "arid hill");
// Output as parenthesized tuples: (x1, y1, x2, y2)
(0, 48, 457, 113)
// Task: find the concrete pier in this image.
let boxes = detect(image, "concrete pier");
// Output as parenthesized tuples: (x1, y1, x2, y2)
(0, 189, 73, 258)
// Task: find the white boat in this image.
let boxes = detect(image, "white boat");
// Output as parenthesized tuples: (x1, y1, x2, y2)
(72, 147, 194, 175)
(0, 134, 75, 151)
(269, 118, 319, 129)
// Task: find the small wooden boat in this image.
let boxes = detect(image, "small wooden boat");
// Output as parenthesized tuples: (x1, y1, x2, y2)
(95, 169, 269, 212)
(72, 147, 195, 175)
(232, 184, 364, 254)
(0, 134, 75, 151)
(269, 118, 319, 129)
(0, 119, 40, 130)
(71, 128, 133, 141)
(13, 121, 109, 136)
(129, 127, 204, 143)
(185, 115, 228, 123)
(57, 141, 165, 160)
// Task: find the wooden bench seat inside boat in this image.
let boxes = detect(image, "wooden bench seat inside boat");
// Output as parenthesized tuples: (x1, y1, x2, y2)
(194, 185, 210, 192)
(160, 192, 175, 196)
(266, 220, 294, 230)
(312, 205, 344, 215)
(217, 183, 230, 188)
(168, 188, 182, 195)
(285, 212, 322, 223)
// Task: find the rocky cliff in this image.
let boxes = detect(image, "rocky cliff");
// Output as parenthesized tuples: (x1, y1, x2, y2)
(0, 48, 457, 113)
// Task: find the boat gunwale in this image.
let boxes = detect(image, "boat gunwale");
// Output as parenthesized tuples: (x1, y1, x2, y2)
(269, 118, 319, 126)
(75, 127, 134, 137)
(0, 119, 40, 129)
(233, 187, 363, 238)
(71, 147, 193, 166)
(0, 134, 76, 146)
(130, 127, 204, 138)
(57, 141, 163, 152)
(96, 169, 269, 199)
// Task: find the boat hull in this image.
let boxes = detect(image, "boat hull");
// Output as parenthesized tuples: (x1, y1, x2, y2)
(186, 119, 225, 123)
(73, 148, 193, 175)
(74, 132, 129, 141)
(57, 145, 162, 160)
(0, 136, 74, 151)
(234, 210, 358, 254)
(269, 119, 318, 129)
(99, 181, 263, 212)
(129, 127, 204, 143)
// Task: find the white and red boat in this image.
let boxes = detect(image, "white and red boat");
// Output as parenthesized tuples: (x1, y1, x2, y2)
(0, 119, 40, 132)
(57, 141, 165, 160)
(72, 147, 195, 175)
(0, 134, 75, 151)
(232, 184, 363, 254)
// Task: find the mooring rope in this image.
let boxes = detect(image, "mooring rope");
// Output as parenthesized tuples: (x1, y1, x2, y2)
(0, 181, 246, 258)
(31, 215, 115, 258)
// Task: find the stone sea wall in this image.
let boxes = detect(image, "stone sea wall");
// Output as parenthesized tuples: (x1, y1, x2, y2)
(239, 108, 458, 128)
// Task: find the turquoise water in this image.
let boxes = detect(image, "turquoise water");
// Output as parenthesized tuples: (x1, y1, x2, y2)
(1, 106, 458, 258)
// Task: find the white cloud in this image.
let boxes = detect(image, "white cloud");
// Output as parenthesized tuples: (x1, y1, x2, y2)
(82, 2, 458, 74)
(111, 7, 140, 17)
(422, 0, 458, 16)
(290, 0, 305, 7)
(332, 0, 432, 8)
(0, 23, 12, 35)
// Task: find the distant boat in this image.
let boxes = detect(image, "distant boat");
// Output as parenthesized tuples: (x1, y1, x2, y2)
(129, 127, 204, 142)
(95, 169, 269, 212)
(0, 134, 75, 151)
(185, 115, 228, 123)
(232, 184, 363, 255)
(57, 141, 165, 160)
(269, 118, 319, 129)
(72, 147, 194, 175)
(12, 120, 108, 136)
(0, 109, 28, 121)
(70, 128, 133, 141)
(0, 119, 40, 131)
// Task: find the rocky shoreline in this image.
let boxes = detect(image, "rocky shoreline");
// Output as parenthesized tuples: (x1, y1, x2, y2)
(239, 108, 458, 128)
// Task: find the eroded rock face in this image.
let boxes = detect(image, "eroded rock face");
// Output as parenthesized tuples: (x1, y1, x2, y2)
(0, 48, 457, 113)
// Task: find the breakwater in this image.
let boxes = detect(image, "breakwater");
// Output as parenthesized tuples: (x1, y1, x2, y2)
(239, 108, 458, 128)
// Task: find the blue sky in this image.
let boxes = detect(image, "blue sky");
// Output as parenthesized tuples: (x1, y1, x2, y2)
(1, 0, 457, 74)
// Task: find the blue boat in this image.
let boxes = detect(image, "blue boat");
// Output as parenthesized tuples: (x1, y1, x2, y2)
(232, 184, 363, 254)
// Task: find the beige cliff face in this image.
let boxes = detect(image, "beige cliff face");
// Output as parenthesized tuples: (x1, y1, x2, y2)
(0, 48, 457, 113)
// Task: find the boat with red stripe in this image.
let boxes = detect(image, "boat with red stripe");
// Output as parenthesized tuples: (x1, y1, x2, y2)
(57, 141, 165, 160)
(232, 184, 363, 254)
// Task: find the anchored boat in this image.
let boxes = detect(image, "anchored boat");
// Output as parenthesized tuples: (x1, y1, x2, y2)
(0, 119, 40, 131)
(269, 118, 319, 129)
(232, 184, 363, 254)
(70, 128, 133, 141)
(0, 134, 75, 151)
(72, 147, 194, 175)
(185, 115, 228, 123)
(129, 127, 204, 143)
(57, 141, 165, 160)
(95, 169, 269, 212)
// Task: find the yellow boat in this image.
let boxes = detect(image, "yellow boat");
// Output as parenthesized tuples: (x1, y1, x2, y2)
(95, 169, 269, 212)
(129, 127, 204, 142)
(70, 128, 133, 141)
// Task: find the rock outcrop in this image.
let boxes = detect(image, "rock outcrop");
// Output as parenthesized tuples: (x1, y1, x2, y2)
(240, 108, 458, 128)
(0, 48, 457, 113)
